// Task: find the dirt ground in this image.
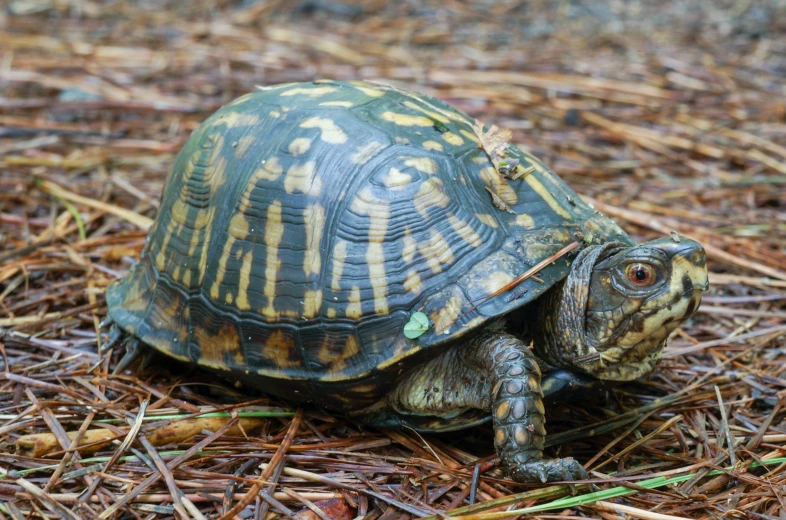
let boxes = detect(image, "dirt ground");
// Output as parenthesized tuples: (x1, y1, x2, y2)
(1, 1, 785, 518)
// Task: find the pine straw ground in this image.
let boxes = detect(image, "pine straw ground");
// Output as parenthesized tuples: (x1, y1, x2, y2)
(1, 1, 786, 519)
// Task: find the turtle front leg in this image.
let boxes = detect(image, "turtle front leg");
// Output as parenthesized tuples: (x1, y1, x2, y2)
(370, 332, 587, 483)
(468, 333, 588, 483)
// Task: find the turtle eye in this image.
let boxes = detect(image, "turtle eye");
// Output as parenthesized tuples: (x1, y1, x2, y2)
(626, 263, 655, 286)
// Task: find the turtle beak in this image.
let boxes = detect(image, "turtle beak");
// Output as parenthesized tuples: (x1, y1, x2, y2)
(658, 237, 709, 291)
(653, 236, 708, 319)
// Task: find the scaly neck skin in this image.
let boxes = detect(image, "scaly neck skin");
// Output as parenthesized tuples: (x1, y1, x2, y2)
(525, 242, 623, 375)
(527, 280, 587, 371)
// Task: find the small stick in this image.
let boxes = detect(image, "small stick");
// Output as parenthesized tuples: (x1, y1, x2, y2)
(466, 241, 579, 313)
(714, 386, 737, 466)
(217, 409, 304, 520)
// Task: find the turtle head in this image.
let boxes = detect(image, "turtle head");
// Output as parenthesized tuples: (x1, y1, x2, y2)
(550, 236, 708, 381)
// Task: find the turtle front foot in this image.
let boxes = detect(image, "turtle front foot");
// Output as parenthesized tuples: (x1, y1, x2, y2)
(509, 457, 588, 483)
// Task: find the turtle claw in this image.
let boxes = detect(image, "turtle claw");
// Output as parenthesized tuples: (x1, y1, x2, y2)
(98, 317, 113, 330)
(509, 457, 588, 484)
(100, 324, 123, 353)
(113, 337, 142, 374)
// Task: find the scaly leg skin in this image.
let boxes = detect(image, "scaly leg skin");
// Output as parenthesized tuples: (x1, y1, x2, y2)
(470, 334, 588, 483)
(371, 332, 588, 483)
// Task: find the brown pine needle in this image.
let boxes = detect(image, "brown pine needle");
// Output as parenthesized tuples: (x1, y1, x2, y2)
(466, 241, 579, 313)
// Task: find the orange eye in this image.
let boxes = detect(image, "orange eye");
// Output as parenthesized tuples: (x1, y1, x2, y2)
(627, 263, 655, 286)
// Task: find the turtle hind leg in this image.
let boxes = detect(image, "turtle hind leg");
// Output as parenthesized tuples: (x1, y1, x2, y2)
(99, 322, 154, 375)
(113, 336, 143, 374)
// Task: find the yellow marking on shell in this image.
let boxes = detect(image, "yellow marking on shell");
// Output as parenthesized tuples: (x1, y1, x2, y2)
(303, 290, 323, 319)
(156, 219, 177, 272)
(383, 168, 412, 190)
(403, 157, 437, 174)
(171, 264, 181, 283)
(194, 323, 240, 367)
(403, 100, 451, 123)
(225, 292, 234, 305)
(303, 204, 325, 276)
(517, 150, 577, 215)
(256, 157, 284, 182)
(284, 161, 322, 195)
(300, 116, 348, 144)
(403, 269, 422, 294)
(269, 110, 281, 118)
(480, 166, 517, 205)
(367, 242, 389, 315)
(461, 316, 485, 330)
(329, 334, 361, 372)
(441, 132, 464, 146)
(349, 83, 385, 97)
(396, 136, 410, 144)
(209, 236, 236, 300)
(263, 330, 300, 368)
(392, 87, 472, 124)
(236, 250, 254, 311)
(280, 86, 338, 97)
(523, 173, 572, 219)
(288, 137, 312, 157)
(181, 269, 192, 287)
(351, 141, 387, 164)
(319, 100, 354, 107)
(483, 270, 515, 298)
(331, 240, 347, 291)
(402, 228, 417, 264)
(448, 214, 483, 247)
(433, 295, 462, 334)
(419, 229, 454, 273)
(225, 92, 255, 107)
(381, 111, 434, 127)
(235, 158, 284, 216)
(350, 188, 386, 240)
(514, 214, 535, 228)
(346, 286, 362, 319)
(234, 135, 255, 158)
(217, 111, 259, 129)
(326, 307, 337, 318)
(171, 199, 195, 226)
(476, 213, 499, 228)
(187, 226, 202, 256)
(262, 201, 284, 318)
(196, 208, 216, 285)
(422, 140, 444, 151)
(413, 178, 450, 217)
(351, 188, 390, 315)
(257, 82, 297, 91)
(228, 213, 249, 239)
(472, 155, 487, 164)
(343, 334, 360, 357)
(207, 155, 229, 195)
(460, 129, 480, 144)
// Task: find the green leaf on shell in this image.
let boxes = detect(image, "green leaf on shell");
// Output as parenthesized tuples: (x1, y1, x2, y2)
(404, 312, 429, 339)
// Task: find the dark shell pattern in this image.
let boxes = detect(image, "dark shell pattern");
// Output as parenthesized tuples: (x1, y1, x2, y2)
(106, 80, 632, 409)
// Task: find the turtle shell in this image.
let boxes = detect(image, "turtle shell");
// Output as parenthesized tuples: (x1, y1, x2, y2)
(106, 80, 632, 410)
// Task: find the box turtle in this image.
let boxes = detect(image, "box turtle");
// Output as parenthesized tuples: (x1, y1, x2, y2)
(105, 80, 708, 483)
